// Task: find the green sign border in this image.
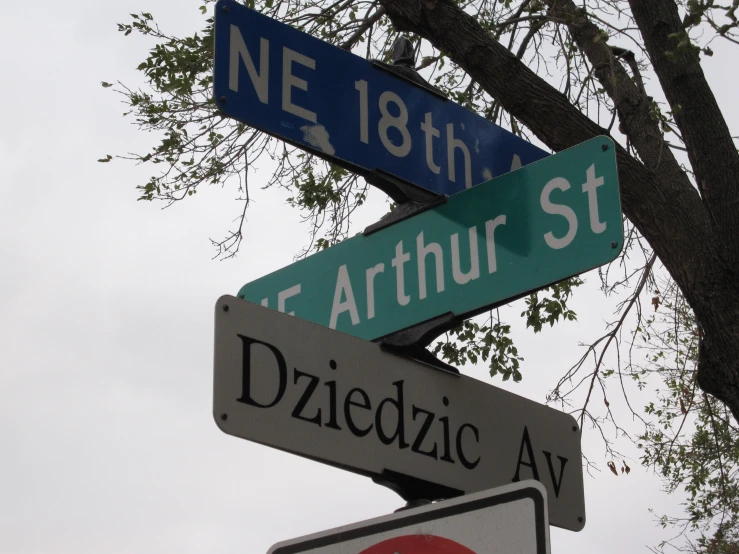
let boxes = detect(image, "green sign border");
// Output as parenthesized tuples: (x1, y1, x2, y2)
(239, 136, 622, 341)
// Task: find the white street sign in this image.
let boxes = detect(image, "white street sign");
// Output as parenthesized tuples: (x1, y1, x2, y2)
(213, 296, 585, 531)
(267, 481, 550, 554)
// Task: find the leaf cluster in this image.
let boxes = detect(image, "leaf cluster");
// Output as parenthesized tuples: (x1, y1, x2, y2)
(432, 277, 581, 381)
(629, 282, 739, 553)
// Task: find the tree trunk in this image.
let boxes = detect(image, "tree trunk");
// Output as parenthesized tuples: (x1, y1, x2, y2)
(377, 0, 739, 423)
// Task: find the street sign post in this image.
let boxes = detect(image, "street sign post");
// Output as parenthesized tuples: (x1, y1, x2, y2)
(267, 481, 550, 554)
(238, 137, 622, 342)
(213, 297, 585, 531)
(213, 0, 549, 198)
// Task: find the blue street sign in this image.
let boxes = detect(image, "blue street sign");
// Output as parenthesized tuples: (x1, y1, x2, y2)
(213, 0, 549, 197)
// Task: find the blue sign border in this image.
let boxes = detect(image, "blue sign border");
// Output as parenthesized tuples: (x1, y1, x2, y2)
(213, 0, 549, 197)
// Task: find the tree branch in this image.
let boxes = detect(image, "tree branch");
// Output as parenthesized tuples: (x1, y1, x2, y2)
(376, 0, 739, 423)
(629, 0, 739, 272)
(376, 0, 713, 302)
(340, 5, 386, 50)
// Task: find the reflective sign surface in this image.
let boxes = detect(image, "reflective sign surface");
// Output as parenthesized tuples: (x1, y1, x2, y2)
(213, 0, 549, 196)
(238, 137, 622, 341)
(213, 298, 585, 530)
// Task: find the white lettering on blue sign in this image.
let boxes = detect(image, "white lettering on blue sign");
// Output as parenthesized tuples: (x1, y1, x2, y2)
(227, 25, 493, 190)
(282, 47, 317, 123)
(229, 25, 269, 103)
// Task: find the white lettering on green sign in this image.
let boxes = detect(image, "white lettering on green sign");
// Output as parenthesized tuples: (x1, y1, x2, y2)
(239, 137, 623, 341)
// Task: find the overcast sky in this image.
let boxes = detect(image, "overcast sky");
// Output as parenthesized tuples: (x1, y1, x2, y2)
(2, 1, 738, 553)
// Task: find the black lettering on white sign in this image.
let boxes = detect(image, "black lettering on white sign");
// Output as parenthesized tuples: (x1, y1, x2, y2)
(234, 333, 571, 497)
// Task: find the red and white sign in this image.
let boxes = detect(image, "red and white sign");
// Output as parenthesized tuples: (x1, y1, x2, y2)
(267, 481, 550, 554)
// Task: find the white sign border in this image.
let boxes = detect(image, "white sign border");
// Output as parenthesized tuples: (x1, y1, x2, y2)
(268, 481, 550, 554)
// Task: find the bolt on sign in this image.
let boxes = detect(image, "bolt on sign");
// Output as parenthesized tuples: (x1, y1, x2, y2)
(213, 0, 549, 197)
(267, 482, 550, 553)
(213, 298, 585, 531)
(238, 137, 622, 341)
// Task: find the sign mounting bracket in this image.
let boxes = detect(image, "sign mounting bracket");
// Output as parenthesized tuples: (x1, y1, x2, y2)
(363, 169, 448, 228)
(371, 468, 463, 506)
(374, 311, 462, 375)
(370, 60, 449, 100)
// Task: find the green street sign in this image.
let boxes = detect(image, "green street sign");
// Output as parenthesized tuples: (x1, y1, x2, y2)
(238, 136, 622, 341)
